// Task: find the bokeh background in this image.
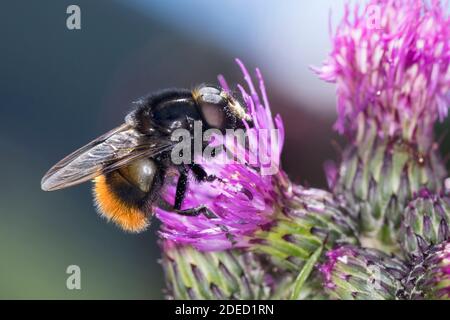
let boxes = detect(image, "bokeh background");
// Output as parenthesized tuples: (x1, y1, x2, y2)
(1, 0, 449, 299)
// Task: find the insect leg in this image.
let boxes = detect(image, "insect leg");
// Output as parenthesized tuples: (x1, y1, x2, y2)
(157, 198, 217, 219)
(174, 168, 188, 210)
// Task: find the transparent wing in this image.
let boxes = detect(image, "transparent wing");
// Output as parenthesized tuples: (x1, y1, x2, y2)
(41, 124, 173, 191)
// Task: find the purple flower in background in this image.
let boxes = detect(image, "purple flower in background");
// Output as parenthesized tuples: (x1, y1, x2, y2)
(314, 0, 450, 148)
(156, 59, 286, 251)
(315, 0, 449, 245)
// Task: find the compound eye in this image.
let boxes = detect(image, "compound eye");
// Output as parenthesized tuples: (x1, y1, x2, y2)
(118, 158, 157, 193)
(199, 101, 226, 129)
(196, 87, 227, 129)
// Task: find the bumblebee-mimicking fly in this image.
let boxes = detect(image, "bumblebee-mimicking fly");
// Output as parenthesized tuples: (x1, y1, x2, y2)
(41, 85, 251, 232)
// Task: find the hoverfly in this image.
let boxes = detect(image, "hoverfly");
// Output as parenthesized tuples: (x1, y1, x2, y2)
(41, 85, 251, 232)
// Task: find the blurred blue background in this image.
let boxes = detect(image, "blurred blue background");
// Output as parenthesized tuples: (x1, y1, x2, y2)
(2, 0, 448, 299)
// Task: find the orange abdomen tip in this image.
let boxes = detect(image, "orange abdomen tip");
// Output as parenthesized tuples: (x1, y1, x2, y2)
(93, 175, 149, 233)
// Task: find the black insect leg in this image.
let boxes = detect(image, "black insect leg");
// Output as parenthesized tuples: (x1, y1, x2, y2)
(155, 165, 217, 219)
(157, 198, 217, 219)
(157, 165, 236, 245)
(174, 168, 188, 210)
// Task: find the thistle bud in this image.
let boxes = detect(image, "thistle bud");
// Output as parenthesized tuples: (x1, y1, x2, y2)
(400, 241, 450, 299)
(320, 245, 407, 299)
(399, 189, 450, 258)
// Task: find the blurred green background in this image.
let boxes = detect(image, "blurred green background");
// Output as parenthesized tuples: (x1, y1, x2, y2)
(1, 0, 448, 299)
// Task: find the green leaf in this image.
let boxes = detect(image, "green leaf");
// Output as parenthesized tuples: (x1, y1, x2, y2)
(290, 245, 323, 300)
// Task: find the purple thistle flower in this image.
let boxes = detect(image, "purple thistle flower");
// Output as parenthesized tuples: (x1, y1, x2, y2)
(156, 59, 286, 251)
(314, 0, 450, 148)
(156, 58, 357, 302)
